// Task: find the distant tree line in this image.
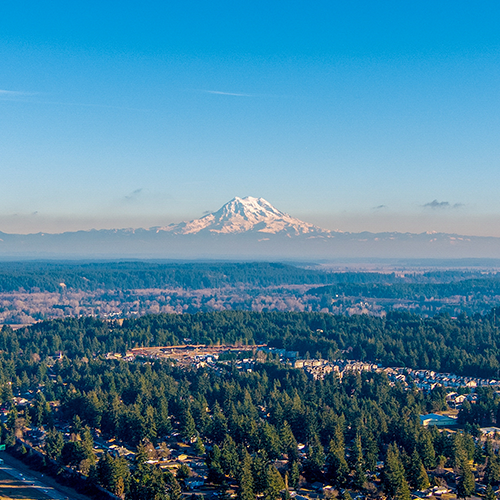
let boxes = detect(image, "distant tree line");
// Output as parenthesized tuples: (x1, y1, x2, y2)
(0, 261, 398, 292)
(3, 308, 500, 378)
(310, 279, 500, 301)
(2, 260, 494, 293)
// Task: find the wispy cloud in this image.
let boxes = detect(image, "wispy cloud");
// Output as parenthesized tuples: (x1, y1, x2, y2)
(0, 89, 37, 97)
(124, 188, 143, 202)
(203, 90, 253, 97)
(191, 88, 292, 99)
(424, 200, 449, 209)
(423, 200, 464, 210)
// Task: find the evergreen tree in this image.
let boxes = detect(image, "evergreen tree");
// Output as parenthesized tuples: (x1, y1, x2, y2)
(61, 440, 86, 468)
(209, 402, 228, 444)
(451, 434, 469, 472)
(207, 444, 225, 484)
(76, 426, 96, 473)
(260, 422, 281, 460)
(143, 405, 158, 442)
(264, 465, 285, 500)
(457, 460, 475, 500)
(485, 455, 500, 486)
(96, 453, 130, 499)
(130, 446, 168, 500)
(133, 443, 150, 480)
(409, 449, 430, 491)
(283, 472, 292, 500)
(288, 461, 300, 490)
(6, 407, 17, 430)
(281, 422, 299, 462)
(326, 439, 349, 487)
(45, 427, 64, 461)
(485, 484, 496, 500)
(354, 460, 367, 490)
(81, 426, 96, 464)
(473, 441, 485, 465)
(155, 397, 172, 437)
(485, 439, 494, 459)
(193, 435, 206, 456)
(352, 432, 367, 489)
(462, 433, 475, 461)
(383, 443, 411, 500)
(252, 451, 270, 494)
(362, 429, 379, 472)
(418, 430, 436, 469)
(166, 473, 182, 500)
(221, 434, 239, 478)
(238, 449, 254, 500)
(32, 392, 50, 428)
(303, 433, 325, 482)
(179, 403, 196, 443)
(71, 414, 84, 436)
(176, 463, 191, 481)
(280, 421, 297, 457)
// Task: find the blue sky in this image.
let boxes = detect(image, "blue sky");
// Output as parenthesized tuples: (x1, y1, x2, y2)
(1, 1, 500, 235)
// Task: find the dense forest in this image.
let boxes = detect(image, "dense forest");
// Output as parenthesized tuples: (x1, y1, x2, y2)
(4, 309, 500, 378)
(0, 261, 403, 292)
(2, 309, 500, 499)
(1, 310, 500, 499)
(310, 280, 500, 301)
(0, 260, 498, 293)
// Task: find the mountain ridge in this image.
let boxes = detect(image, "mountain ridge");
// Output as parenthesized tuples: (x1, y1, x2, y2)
(154, 196, 333, 236)
(0, 197, 499, 259)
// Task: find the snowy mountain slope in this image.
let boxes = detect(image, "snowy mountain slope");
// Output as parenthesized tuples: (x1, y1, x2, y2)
(1, 196, 500, 259)
(155, 196, 333, 236)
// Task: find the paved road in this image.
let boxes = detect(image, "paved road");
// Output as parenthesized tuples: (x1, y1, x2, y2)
(0, 452, 91, 500)
(0, 462, 69, 499)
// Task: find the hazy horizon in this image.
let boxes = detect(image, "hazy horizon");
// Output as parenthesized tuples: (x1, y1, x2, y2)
(1, 197, 500, 238)
(2, 2, 500, 240)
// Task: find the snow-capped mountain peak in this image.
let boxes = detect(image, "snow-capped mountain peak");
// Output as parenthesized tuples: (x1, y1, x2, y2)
(156, 196, 332, 236)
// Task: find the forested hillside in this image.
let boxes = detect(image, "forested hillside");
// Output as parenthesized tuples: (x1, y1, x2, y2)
(310, 279, 500, 301)
(0, 261, 400, 292)
(1, 261, 497, 293)
(1, 310, 500, 499)
(2, 262, 500, 325)
(3, 309, 500, 381)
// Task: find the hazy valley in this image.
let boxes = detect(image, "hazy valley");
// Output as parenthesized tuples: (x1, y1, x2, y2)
(2, 261, 500, 326)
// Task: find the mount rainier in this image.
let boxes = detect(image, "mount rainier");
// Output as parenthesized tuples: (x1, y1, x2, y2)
(155, 196, 332, 236)
(0, 196, 499, 260)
